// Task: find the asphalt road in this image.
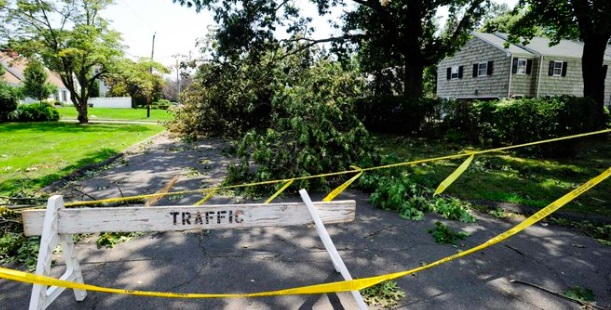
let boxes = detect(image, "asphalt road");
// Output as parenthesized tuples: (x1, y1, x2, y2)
(1, 133, 610, 309)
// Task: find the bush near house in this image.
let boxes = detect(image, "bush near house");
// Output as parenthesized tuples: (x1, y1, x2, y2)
(359, 95, 606, 157)
(440, 96, 602, 156)
(0, 83, 19, 122)
(12, 102, 60, 122)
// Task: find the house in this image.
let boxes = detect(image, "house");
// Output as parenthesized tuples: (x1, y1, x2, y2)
(436, 32, 611, 102)
(0, 51, 71, 104)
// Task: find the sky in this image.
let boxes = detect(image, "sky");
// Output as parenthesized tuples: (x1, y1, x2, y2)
(102, 0, 519, 68)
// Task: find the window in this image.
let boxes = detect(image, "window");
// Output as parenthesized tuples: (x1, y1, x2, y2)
(548, 60, 567, 76)
(478, 62, 487, 77)
(473, 61, 493, 77)
(517, 59, 527, 74)
(512, 58, 532, 75)
(446, 66, 463, 80)
(451, 66, 459, 79)
(553, 61, 563, 76)
(61, 90, 67, 102)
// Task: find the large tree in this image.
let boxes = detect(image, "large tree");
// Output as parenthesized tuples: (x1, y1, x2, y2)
(22, 58, 57, 101)
(175, 0, 491, 97)
(508, 0, 611, 129)
(104, 58, 168, 106)
(1, 0, 124, 123)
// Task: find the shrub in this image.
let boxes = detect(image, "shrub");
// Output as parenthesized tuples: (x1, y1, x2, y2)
(13, 102, 60, 122)
(354, 95, 439, 135)
(438, 96, 601, 156)
(0, 83, 19, 121)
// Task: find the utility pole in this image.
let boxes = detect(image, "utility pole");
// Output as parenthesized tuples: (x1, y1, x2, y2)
(147, 32, 156, 118)
(175, 56, 181, 104)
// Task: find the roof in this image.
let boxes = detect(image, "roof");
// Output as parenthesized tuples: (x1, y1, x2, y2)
(476, 33, 611, 61)
(472, 32, 534, 57)
(0, 52, 66, 89)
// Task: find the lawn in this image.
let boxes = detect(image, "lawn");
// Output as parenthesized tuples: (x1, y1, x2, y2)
(58, 107, 175, 122)
(0, 122, 164, 196)
(372, 134, 611, 217)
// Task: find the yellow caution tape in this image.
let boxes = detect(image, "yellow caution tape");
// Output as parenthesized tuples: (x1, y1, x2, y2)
(434, 154, 474, 196)
(60, 128, 610, 208)
(3, 167, 609, 298)
(194, 189, 217, 206)
(264, 179, 294, 204)
(323, 166, 363, 202)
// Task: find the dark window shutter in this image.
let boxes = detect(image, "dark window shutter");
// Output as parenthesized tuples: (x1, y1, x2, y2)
(512, 58, 518, 74)
(487, 61, 494, 75)
(562, 62, 568, 76)
(604, 65, 608, 79)
(447, 67, 451, 80)
(473, 64, 478, 77)
(526, 59, 533, 74)
(548, 61, 554, 76)
(458, 66, 464, 79)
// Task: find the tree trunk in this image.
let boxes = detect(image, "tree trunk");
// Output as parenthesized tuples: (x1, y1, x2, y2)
(581, 35, 608, 130)
(404, 61, 424, 98)
(402, 0, 424, 98)
(71, 92, 89, 124)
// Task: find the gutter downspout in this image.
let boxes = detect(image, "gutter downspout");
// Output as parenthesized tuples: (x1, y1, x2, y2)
(508, 54, 513, 98)
(536, 54, 544, 97)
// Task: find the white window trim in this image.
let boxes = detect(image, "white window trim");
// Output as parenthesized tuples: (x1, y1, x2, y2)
(552, 60, 563, 76)
(516, 59, 527, 75)
(450, 66, 459, 80)
(477, 62, 488, 77)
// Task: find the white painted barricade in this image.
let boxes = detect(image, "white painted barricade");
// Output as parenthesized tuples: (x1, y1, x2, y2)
(21, 194, 362, 310)
(299, 190, 369, 310)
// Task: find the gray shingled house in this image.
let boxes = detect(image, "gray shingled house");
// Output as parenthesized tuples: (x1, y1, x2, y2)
(437, 32, 611, 103)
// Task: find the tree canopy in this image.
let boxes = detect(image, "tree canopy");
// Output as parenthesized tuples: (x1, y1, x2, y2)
(22, 59, 57, 102)
(175, 0, 491, 97)
(1, 0, 124, 123)
(104, 58, 167, 106)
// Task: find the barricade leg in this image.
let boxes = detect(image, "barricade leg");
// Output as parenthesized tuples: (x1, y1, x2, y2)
(29, 195, 86, 310)
(299, 190, 368, 310)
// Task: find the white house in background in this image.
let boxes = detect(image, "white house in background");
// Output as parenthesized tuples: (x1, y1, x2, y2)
(0, 51, 72, 104)
(437, 32, 611, 103)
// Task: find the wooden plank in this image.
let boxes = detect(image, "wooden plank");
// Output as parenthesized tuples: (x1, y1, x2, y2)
(22, 200, 356, 236)
(144, 175, 179, 207)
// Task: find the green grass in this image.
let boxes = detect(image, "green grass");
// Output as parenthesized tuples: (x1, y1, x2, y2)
(372, 134, 611, 217)
(58, 107, 174, 122)
(0, 122, 164, 196)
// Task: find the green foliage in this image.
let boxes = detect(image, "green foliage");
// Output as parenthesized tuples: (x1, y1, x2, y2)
(96, 232, 143, 249)
(362, 167, 475, 222)
(440, 96, 600, 156)
(167, 49, 278, 139)
(428, 221, 470, 245)
(3, 0, 125, 123)
(563, 286, 595, 302)
(0, 82, 19, 121)
(354, 95, 439, 135)
(22, 59, 57, 101)
(508, 0, 610, 128)
(360, 280, 406, 307)
(104, 58, 168, 106)
(12, 103, 60, 122)
(225, 58, 371, 194)
(488, 208, 509, 218)
(175, 0, 491, 97)
(0, 207, 40, 270)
